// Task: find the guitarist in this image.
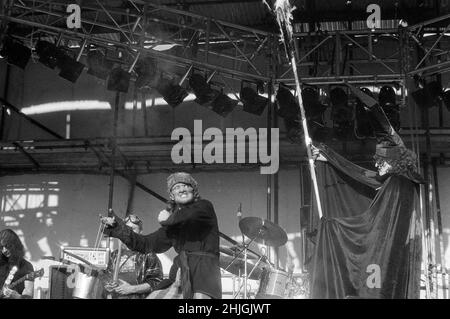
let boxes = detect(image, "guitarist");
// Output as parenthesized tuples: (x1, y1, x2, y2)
(103, 214, 163, 299)
(0, 229, 34, 299)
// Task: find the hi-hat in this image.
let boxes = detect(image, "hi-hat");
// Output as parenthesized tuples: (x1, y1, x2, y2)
(239, 217, 288, 247)
(219, 254, 264, 280)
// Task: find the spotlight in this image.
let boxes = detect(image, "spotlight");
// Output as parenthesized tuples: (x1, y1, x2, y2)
(427, 81, 443, 102)
(301, 86, 327, 124)
(189, 73, 220, 106)
(442, 90, 450, 112)
(135, 57, 157, 89)
(155, 77, 188, 107)
(107, 67, 131, 93)
(354, 87, 375, 139)
(276, 84, 328, 142)
(276, 84, 299, 120)
(411, 88, 427, 107)
(35, 40, 59, 69)
(412, 81, 443, 110)
(240, 86, 268, 116)
(57, 51, 85, 83)
(330, 87, 353, 140)
(378, 85, 400, 131)
(87, 50, 113, 80)
(256, 81, 265, 94)
(378, 85, 396, 106)
(209, 92, 238, 117)
(0, 37, 31, 69)
(399, 19, 408, 28)
(276, 84, 301, 142)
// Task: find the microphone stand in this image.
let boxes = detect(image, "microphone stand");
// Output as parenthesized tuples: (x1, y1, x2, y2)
(226, 227, 270, 299)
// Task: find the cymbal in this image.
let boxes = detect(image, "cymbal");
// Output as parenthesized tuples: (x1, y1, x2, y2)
(219, 254, 264, 280)
(239, 217, 288, 247)
(219, 245, 258, 260)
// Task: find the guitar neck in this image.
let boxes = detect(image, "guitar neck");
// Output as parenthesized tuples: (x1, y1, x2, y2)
(9, 276, 26, 289)
(9, 270, 42, 289)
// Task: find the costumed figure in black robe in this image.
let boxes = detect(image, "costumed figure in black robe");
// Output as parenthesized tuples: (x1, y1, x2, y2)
(310, 91, 424, 299)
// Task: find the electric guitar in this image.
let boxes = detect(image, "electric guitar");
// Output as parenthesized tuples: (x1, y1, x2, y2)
(0, 268, 44, 298)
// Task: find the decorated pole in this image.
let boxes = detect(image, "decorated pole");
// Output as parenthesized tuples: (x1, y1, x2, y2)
(274, 0, 323, 218)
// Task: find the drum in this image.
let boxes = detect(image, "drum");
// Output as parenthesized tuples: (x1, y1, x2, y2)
(256, 268, 289, 299)
(72, 272, 104, 299)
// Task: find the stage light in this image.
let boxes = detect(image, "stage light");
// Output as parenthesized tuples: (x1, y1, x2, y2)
(155, 77, 188, 107)
(189, 73, 220, 106)
(240, 86, 268, 116)
(57, 52, 85, 83)
(442, 90, 450, 112)
(0, 37, 31, 69)
(301, 86, 327, 123)
(107, 67, 131, 93)
(209, 92, 238, 117)
(35, 40, 59, 69)
(378, 85, 396, 106)
(425, 81, 443, 107)
(378, 85, 400, 131)
(275, 84, 299, 120)
(276, 84, 328, 142)
(276, 84, 301, 142)
(411, 81, 442, 109)
(411, 88, 427, 107)
(399, 19, 408, 28)
(330, 87, 353, 140)
(354, 87, 375, 139)
(87, 50, 112, 80)
(135, 57, 157, 89)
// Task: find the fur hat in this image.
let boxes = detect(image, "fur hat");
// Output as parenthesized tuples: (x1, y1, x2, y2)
(167, 172, 198, 194)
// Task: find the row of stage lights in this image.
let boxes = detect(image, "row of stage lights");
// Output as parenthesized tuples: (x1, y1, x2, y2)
(276, 84, 401, 142)
(1, 37, 449, 139)
(0, 36, 268, 117)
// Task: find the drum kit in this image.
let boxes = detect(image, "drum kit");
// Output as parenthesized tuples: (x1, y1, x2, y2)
(220, 216, 300, 299)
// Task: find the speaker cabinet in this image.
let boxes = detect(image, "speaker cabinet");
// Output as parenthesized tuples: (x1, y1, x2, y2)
(48, 265, 74, 299)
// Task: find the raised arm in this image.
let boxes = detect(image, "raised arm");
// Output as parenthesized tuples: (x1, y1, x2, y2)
(102, 213, 172, 254)
(315, 143, 381, 189)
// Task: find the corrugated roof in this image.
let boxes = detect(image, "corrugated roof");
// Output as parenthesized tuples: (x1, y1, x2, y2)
(150, 0, 273, 28)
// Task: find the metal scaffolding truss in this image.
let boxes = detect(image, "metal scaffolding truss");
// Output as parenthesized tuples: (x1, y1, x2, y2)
(1, 0, 277, 83)
(0, 130, 449, 175)
(279, 18, 450, 86)
(0, 1, 449, 173)
(1, 1, 450, 87)
(407, 13, 450, 77)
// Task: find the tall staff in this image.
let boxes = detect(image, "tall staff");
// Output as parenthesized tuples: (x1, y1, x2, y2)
(274, 0, 323, 218)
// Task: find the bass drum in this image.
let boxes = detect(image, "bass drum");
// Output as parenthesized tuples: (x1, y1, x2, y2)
(72, 272, 104, 299)
(256, 268, 289, 299)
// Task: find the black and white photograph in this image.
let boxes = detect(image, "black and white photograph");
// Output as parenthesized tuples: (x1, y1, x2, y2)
(0, 0, 449, 304)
